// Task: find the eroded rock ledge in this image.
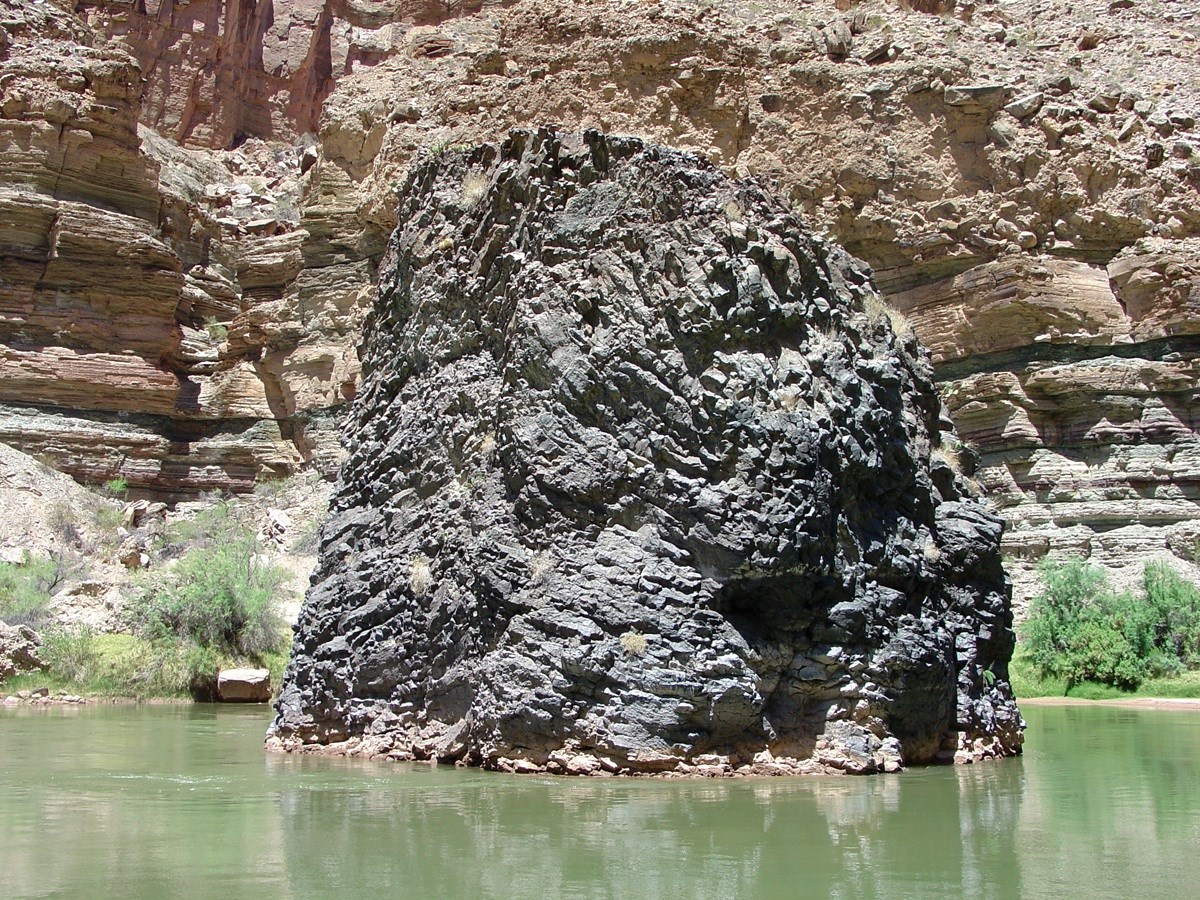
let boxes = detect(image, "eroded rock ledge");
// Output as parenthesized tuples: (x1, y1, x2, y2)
(268, 130, 1022, 776)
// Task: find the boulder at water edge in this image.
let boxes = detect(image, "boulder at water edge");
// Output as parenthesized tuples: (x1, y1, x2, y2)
(218, 668, 271, 703)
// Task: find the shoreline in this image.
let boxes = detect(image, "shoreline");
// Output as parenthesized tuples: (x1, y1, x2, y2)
(2, 692, 198, 707)
(1019, 696, 1200, 711)
(11, 693, 1200, 713)
(1, 687, 264, 708)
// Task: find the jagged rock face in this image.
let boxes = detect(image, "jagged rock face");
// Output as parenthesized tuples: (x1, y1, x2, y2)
(270, 131, 1022, 776)
(75, 0, 481, 149)
(894, 245, 1200, 609)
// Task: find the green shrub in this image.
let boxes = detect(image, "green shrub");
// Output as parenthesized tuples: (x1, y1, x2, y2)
(0, 554, 69, 626)
(252, 474, 292, 502)
(1141, 562, 1200, 664)
(133, 505, 286, 661)
(1057, 612, 1144, 690)
(1022, 557, 1200, 691)
(1022, 557, 1111, 677)
(4, 630, 222, 700)
(112, 501, 289, 698)
(203, 317, 228, 342)
(102, 477, 129, 499)
(90, 500, 126, 536)
(40, 624, 102, 683)
(108, 637, 220, 699)
(179, 643, 223, 700)
(133, 542, 285, 659)
(290, 518, 321, 554)
(163, 498, 244, 555)
(48, 501, 83, 547)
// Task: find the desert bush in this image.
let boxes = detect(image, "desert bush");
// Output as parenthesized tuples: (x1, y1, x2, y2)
(102, 477, 129, 499)
(132, 543, 285, 659)
(1023, 557, 1200, 690)
(48, 501, 84, 548)
(252, 475, 289, 500)
(252, 471, 311, 506)
(163, 497, 247, 556)
(15, 629, 224, 699)
(40, 624, 102, 683)
(290, 518, 322, 554)
(111, 637, 220, 699)
(1139, 562, 1200, 663)
(1022, 558, 1108, 672)
(203, 317, 228, 342)
(133, 505, 286, 663)
(0, 553, 72, 626)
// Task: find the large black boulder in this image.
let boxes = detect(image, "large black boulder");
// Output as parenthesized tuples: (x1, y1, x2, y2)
(269, 129, 1022, 775)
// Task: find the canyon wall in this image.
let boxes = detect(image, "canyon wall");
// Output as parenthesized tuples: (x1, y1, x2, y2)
(1, 0, 1198, 601)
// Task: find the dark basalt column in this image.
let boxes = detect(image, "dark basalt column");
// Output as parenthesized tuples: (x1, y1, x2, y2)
(269, 129, 1023, 775)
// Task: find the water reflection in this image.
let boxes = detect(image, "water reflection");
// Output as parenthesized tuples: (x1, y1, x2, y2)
(271, 739, 1028, 897)
(2, 705, 1199, 898)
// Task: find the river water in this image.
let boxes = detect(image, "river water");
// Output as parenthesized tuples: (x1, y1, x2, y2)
(1, 704, 1197, 898)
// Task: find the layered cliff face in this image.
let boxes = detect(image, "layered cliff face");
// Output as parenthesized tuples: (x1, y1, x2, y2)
(2, 0, 1198, 603)
(269, 131, 1022, 775)
(0, 0, 358, 493)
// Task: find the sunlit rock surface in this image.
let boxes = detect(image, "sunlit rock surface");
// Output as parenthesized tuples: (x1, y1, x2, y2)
(270, 131, 1022, 775)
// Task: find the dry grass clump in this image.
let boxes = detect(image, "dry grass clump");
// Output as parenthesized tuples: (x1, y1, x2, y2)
(478, 430, 496, 459)
(460, 171, 489, 207)
(932, 444, 963, 474)
(864, 294, 915, 340)
(620, 629, 648, 657)
(409, 554, 433, 597)
(529, 551, 556, 585)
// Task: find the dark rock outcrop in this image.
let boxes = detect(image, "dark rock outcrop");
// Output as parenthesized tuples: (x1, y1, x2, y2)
(269, 130, 1022, 775)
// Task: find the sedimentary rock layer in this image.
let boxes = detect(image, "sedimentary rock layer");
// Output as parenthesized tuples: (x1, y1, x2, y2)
(269, 131, 1022, 776)
(0, 0, 360, 494)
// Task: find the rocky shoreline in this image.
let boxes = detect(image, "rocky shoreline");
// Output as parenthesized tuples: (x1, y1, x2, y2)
(1, 688, 191, 707)
(264, 730, 1019, 777)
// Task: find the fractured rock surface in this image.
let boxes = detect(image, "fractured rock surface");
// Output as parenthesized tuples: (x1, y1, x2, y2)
(270, 130, 1022, 775)
(0, 621, 44, 681)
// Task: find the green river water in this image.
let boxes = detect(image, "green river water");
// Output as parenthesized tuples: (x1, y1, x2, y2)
(1, 704, 1197, 898)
